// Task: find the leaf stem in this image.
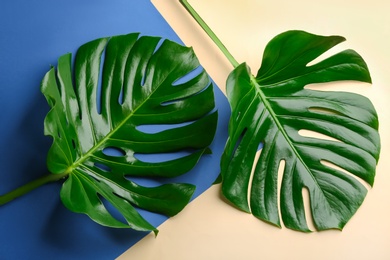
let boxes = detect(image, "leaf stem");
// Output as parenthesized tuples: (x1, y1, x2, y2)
(179, 0, 239, 68)
(0, 172, 68, 206)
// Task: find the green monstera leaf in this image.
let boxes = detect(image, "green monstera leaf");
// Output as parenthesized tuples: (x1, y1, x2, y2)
(41, 33, 217, 233)
(220, 30, 380, 232)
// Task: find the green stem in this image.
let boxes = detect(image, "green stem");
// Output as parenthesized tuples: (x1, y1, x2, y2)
(0, 172, 68, 205)
(179, 0, 239, 68)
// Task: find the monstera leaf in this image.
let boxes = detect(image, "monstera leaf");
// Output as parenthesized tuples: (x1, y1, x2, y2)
(41, 33, 217, 233)
(220, 30, 380, 231)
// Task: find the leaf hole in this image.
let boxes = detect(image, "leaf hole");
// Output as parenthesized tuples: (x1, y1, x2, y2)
(72, 139, 77, 149)
(125, 176, 164, 188)
(118, 86, 124, 105)
(160, 82, 211, 107)
(102, 146, 126, 157)
(96, 45, 107, 114)
(140, 38, 164, 87)
(140, 72, 146, 87)
(247, 149, 262, 212)
(277, 159, 285, 228)
(298, 129, 342, 143)
(94, 162, 111, 173)
(152, 38, 164, 55)
(54, 68, 63, 97)
(136, 121, 193, 134)
(134, 150, 194, 163)
(306, 43, 345, 67)
(98, 194, 128, 225)
(320, 160, 371, 190)
(257, 141, 264, 151)
(67, 54, 83, 121)
(302, 187, 316, 231)
(172, 66, 204, 86)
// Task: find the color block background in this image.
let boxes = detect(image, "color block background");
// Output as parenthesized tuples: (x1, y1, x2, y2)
(1, 0, 389, 259)
(0, 1, 230, 259)
(120, 0, 390, 259)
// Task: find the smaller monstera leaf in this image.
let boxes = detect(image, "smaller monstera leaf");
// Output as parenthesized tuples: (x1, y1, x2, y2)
(41, 33, 218, 233)
(220, 30, 380, 232)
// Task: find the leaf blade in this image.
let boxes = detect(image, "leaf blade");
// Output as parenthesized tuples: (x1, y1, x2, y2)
(42, 33, 218, 231)
(221, 30, 380, 231)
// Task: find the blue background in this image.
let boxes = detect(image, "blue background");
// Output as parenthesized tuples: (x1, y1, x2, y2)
(0, 1, 230, 259)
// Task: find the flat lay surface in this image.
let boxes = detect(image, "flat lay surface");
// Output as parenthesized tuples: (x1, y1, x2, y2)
(0, 1, 229, 259)
(119, 0, 390, 259)
(0, 1, 389, 259)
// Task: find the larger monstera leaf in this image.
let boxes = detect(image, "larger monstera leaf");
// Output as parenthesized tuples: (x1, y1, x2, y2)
(220, 31, 380, 231)
(41, 33, 217, 233)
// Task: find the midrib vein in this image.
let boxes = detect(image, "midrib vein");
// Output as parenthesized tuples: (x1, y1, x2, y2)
(250, 75, 314, 180)
(66, 74, 169, 173)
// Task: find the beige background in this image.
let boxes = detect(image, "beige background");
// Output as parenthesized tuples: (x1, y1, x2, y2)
(119, 0, 390, 259)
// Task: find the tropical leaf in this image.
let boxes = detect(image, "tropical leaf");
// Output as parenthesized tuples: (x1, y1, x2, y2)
(220, 30, 380, 231)
(41, 33, 218, 233)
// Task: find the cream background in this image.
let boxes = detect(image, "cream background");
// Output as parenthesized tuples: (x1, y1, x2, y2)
(119, 0, 390, 259)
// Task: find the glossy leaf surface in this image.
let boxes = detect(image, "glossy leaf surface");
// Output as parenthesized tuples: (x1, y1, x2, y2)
(220, 31, 380, 231)
(41, 33, 217, 233)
